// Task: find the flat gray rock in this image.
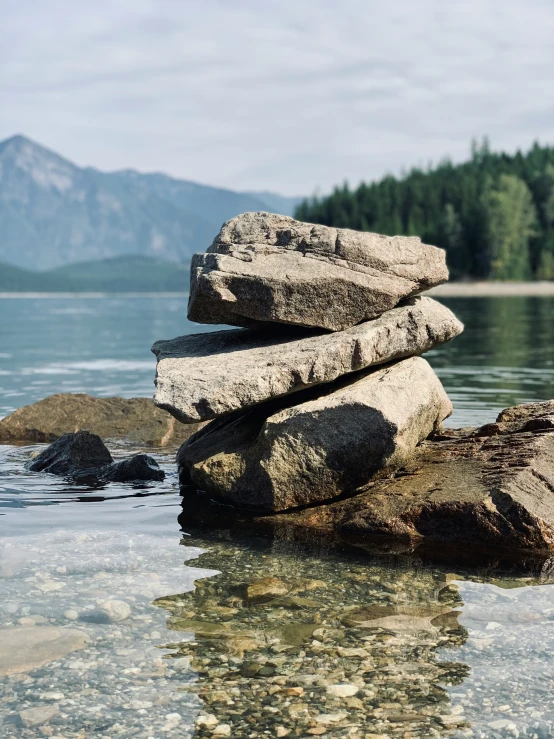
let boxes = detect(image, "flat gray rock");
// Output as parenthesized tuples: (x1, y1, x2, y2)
(0, 626, 89, 677)
(178, 357, 452, 512)
(187, 212, 449, 331)
(154, 296, 462, 423)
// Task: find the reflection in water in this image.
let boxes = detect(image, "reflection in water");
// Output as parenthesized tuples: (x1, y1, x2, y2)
(154, 526, 551, 739)
(430, 297, 554, 427)
(3, 510, 554, 737)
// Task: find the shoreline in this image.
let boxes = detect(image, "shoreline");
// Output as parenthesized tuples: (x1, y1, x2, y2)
(428, 281, 554, 297)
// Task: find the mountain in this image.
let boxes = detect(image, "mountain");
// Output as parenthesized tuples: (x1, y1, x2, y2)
(0, 135, 301, 270)
(0, 256, 190, 292)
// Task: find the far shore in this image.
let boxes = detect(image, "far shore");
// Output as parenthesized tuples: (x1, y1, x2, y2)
(429, 281, 554, 297)
(0, 292, 188, 299)
(0, 282, 553, 299)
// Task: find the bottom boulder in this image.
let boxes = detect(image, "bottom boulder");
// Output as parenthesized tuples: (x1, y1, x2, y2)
(178, 356, 452, 512)
(181, 401, 554, 553)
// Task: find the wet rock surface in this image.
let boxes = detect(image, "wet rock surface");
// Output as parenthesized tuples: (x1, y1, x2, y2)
(28, 431, 166, 484)
(178, 357, 452, 511)
(154, 296, 463, 423)
(187, 211, 449, 331)
(0, 393, 203, 446)
(28, 430, 113, 476)
(102, 453, 165, 483)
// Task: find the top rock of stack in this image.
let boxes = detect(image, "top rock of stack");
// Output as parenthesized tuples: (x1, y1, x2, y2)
(188, 212, 449, 332)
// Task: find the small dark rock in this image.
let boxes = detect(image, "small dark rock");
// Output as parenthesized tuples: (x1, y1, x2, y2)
(28, 431, 113, 475)
(103, 454, 165, 482)
(240, 662, 261, 677)
(28, 431, 165, 484)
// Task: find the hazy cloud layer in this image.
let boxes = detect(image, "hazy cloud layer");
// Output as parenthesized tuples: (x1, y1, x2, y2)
(2, 0, 554, 194)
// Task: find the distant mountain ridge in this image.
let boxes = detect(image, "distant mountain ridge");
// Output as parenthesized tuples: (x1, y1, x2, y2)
(0, 255, 190, 292)
(0, 135, 302, 270)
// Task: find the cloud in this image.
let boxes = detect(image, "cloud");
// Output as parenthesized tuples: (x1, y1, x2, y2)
(1, 0, 553, 194)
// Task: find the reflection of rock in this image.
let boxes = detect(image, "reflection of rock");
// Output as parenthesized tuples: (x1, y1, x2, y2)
(178, 357, 452, 511)
(0, 626, 89, 676)
(0, 393, 202, 446)
(188, 212, 449, 331)
(153, 529, 470, 737)
(27, 431, 165, 484)
(153, 296, 462, 423)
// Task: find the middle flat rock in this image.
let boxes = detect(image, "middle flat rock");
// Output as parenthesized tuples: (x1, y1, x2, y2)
(153, 296, 462, 423)
(177, 356, 452, 512)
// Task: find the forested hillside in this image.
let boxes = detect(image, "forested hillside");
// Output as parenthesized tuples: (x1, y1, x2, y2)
(295, 140, 554, 280)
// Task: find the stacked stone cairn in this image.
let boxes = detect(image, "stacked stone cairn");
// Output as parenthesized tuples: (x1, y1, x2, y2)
(152, 212, 463, 513)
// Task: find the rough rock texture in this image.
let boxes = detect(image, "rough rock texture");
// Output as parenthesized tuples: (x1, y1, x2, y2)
(0, 626, 89, 677)
(178, 357, 452, 512)
(102, 454, 165, 483)
(181, 402, 554, 552)
(154, 296, 463, 423)
(28, 431, 165, 484)
(0, 393, 203, 446)
(187, 212, 449, 331)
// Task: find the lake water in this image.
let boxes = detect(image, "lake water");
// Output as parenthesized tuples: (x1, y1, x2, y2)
(1, 295, 554, 739)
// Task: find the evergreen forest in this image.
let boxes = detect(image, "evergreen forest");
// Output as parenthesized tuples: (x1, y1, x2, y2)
(295, 140, 554, 280)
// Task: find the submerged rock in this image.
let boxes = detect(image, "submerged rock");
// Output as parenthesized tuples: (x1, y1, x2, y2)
(245, 577, 289, 602)
(178, 357, 452, 512)
(0, 626, 89, 677)
(28, 431, 165, 484)
(81, 599, 131, 623)
(0, 393, 203, 446)
(153, 296, 463, 423)
(188, 212, 448, 331)
(19, 705, 60, 728)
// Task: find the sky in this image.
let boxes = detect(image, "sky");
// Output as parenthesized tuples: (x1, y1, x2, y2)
(2, 0, 554, 195)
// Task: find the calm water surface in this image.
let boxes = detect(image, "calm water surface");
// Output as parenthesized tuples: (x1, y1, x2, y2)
(1, 295, 554, 739)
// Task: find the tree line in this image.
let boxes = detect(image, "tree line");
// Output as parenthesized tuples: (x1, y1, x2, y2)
(294, 139, 554, 280)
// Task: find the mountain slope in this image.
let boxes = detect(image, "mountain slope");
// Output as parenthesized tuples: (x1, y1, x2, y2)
(0, 135, 300, 270)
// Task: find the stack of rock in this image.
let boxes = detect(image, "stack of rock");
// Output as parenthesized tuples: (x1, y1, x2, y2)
(152, 212, 463, 513)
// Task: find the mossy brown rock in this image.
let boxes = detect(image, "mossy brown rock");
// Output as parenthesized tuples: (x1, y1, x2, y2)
(0, 393, 203, 446)
(188, 212, 448, 332)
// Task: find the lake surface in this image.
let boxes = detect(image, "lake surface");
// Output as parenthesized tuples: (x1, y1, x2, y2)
(1, 295, 554, 739)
